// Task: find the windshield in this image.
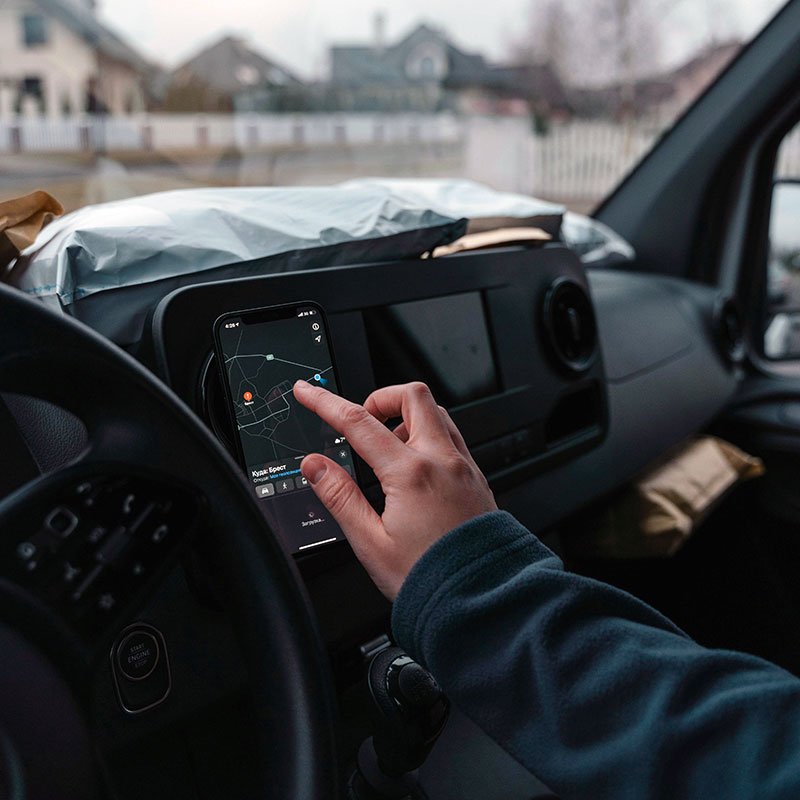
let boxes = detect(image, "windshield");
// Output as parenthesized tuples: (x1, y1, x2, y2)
(0, 0, 786, 215)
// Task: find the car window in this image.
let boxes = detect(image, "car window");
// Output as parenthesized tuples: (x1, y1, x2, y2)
(0, 0, 786, 215)
(764, 123, 800, 360)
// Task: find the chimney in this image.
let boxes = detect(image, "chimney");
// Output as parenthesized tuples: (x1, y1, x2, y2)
(373, 11, 386, 55)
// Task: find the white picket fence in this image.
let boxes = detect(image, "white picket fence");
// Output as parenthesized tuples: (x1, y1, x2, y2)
(463, 117, 662, 201)
(530, 122, 660, 200)
(0, 112, 464, 153)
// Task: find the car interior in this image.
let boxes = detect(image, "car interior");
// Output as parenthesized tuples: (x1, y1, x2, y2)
(3, 2, 800, 799)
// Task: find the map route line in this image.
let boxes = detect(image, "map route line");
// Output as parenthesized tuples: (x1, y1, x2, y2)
(236, 367, 333, 429)
(225, 353, 325, 373)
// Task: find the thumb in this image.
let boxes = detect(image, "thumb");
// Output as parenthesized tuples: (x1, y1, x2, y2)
(301, 454, 383, 552)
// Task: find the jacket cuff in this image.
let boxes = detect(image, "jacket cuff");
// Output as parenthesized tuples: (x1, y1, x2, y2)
(391, 510, 559, 661)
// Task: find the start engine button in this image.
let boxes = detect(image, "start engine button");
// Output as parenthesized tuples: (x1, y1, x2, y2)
(116, 630, 159, 681)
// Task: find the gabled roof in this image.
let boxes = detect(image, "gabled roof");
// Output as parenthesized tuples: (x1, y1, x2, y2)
(34, 0, 152, 73)
(170, 35, 302, 93)
(331, 22, 495, 89)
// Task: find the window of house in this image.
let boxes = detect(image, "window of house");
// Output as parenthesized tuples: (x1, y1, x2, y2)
(419, 57, 435, 78)
(21, 14, 48, 47)
(22, 77, 43, 98)
(15, 76, 45, 115)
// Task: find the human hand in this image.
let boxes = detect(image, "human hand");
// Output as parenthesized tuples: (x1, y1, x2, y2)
(293, 381, 497, 600)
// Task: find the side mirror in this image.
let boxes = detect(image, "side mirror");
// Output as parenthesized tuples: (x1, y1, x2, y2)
(763, 180, 800, 359)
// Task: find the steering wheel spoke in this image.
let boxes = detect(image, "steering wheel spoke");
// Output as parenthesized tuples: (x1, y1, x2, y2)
(0, 463, 203, 649)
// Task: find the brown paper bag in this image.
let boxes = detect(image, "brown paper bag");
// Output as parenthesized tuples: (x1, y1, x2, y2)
(0, 190, 64, 274)
(567, 437, 764, 559)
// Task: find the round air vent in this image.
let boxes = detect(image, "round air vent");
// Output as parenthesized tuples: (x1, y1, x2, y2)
(199, 352, 236, 452)
(543, 278, 598, 373)
(714, 297, 745, 365)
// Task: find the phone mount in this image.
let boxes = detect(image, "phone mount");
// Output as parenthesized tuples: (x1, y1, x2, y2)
(347, 646, 449, 800)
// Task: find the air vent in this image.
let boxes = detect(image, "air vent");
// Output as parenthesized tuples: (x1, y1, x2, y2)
(714, 297, 745, 365)
(543, 279, 598, 373)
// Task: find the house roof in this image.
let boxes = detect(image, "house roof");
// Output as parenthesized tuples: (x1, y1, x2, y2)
(170, 35, 302, 94)
(569, 40, 742, 118)
(330, 22, 495, 89)
(34, 0, 152, 73)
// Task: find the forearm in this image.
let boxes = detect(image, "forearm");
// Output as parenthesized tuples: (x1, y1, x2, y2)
(392, 511, 800, 799)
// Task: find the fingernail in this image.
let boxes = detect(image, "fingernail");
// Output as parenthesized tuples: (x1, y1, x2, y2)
(303, 457, 327, 485)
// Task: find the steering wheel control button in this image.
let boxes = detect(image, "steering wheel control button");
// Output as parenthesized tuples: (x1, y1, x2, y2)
(97, 593, 117, 612)
(1, 473, 200, 638)
(62, 562, 81, 584)
(112, 625, 171, 713)
(117, 631, 159, 681)
(121, 493, 137, 515)
(16, 542, 36, 562)
(151, 524, 168, 544)
(45, 507, 78, 538)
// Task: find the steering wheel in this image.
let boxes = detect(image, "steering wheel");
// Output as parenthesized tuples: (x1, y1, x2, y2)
(0, 283, 339, 799)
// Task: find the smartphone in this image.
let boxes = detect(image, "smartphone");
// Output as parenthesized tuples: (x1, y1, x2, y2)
(213, 302, 356, 555)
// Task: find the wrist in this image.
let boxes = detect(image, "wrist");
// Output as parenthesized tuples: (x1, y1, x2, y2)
(391, 511, 556, 664)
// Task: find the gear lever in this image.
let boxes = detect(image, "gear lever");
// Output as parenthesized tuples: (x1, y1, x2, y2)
(347, 646, 450, 800)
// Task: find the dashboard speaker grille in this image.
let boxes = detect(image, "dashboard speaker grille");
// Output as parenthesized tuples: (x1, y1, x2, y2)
(543, 279, 598, 373)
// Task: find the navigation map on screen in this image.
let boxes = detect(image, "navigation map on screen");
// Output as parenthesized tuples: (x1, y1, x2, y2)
(216, 304, 354, 554)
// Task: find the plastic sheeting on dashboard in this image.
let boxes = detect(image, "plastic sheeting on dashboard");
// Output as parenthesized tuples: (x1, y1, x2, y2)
(5, 180, 570, 345)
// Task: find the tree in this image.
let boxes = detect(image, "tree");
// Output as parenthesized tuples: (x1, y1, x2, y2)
(514, 0, 663, 95)
(513, 0, 574, 82)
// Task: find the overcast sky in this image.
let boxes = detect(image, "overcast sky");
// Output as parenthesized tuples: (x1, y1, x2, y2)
(97, 0, 788, 81)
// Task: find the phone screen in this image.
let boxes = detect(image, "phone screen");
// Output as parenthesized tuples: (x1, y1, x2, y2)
(214, 303, 355, 554)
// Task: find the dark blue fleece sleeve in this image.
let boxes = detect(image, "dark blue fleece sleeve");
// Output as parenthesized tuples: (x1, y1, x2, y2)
(392, 511, 800, 800)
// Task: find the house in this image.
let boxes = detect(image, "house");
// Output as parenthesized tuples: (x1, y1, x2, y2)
(329, 21, 570, 117)
(162, 35, 305, 113)
(570, 40, 742, 122)
(0, 0, 151, 117)
(655, 40, 742, 119)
